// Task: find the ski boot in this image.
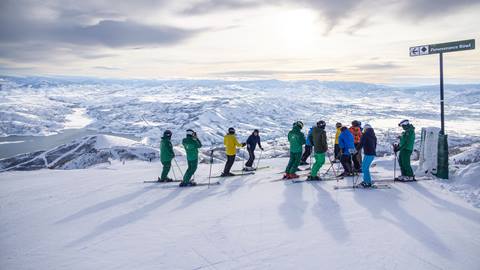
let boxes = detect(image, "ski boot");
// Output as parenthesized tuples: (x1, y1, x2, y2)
(299, 161, 309, 166)
(288, 173, 300, 179)
(306, 175, 320, 181)
(179, 181, 197, 187)
(158, 177, 173, 182)
(359, 181, 372, 188)
(243, 167, 255, 172)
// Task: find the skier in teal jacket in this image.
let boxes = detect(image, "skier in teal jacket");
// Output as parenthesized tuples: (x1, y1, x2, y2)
(394, 119, 415, 181)
(159, 130, 175, 182)
(181, 129, 202, 187)
(284, 121, 306, 179)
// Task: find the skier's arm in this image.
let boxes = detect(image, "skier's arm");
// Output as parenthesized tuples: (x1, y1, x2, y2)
(234, 137, 243, 147)
(258, 137, 263, 150)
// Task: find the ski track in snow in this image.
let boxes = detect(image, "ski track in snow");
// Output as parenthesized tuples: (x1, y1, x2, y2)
(1, 157, 479, 270)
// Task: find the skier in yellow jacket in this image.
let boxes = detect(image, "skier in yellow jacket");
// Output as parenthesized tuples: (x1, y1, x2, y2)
(222, 127, 246, 177)
(334, 122, 342, 161)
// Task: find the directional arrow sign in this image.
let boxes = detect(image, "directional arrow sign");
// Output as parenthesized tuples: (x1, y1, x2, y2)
(409, 39, 475, 57)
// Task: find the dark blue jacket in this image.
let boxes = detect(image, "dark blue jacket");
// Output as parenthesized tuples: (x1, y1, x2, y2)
(246, 134, 262, 151)
(360, 128, 377, 156)
(338, 129, 355, 156)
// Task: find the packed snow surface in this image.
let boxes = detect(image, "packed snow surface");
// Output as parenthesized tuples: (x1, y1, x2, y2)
(1, 157, 479, 270)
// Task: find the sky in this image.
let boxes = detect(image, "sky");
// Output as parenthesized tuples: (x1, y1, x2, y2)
(0, 0, 479, 85)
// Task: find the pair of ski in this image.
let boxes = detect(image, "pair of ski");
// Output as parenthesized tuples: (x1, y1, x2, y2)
(334, 183, 391, 190)
(231, 166, 270, 173)
(143, 179, 221, 187)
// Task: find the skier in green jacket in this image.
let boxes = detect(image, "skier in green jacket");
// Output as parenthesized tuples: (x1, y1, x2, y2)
(284, 121, 306, 179)
(181, 129, 202, 187)
(159, 130, 175, 182)
(394, 119, 416, 181)
(307, 120, 328, 180)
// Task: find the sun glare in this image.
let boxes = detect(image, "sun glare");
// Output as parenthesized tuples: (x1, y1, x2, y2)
(272, 9, 318, 52)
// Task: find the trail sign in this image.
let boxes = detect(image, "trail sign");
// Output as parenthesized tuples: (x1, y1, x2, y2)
(409, 39, 475, 57)
(409, 38, 475, 179)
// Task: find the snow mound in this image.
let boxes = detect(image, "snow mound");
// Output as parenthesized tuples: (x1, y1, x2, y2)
(443, 162, 480, 208)
(451, 144, 480, 165)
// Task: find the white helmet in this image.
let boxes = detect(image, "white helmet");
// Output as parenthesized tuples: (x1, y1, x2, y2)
(364, 124, 372, 130)
(398, 119, 409, 127)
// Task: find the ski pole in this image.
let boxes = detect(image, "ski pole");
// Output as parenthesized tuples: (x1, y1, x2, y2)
(208, 150, 214, 188)
(256, 149, 263, 170)
(171, 160, 177, 181)
(393, 147, 397, 182)
(173, 158, 184, 179)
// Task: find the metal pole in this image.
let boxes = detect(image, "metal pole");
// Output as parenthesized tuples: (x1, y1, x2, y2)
(440, 52, 445, 134)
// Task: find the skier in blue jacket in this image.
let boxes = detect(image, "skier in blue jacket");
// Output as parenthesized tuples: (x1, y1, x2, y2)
(300, 127, 314, 165)
(338, 126, 355, 177)
(244, 129, 264, 171)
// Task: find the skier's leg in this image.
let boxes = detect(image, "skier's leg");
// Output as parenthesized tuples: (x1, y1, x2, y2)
(245, 149, 255, 167)
(403, 150, 414, 177)
(161, 160, 171, 180)
(334, 144, 340, 160)
(289, 152, 302, 174)
(224, 155, 235, 174)
(190, 159, 198, 179)
(285, 152, 295, 173)
(362, 155, 374, 185)
(301, 145, 311, 163)
(311, 152, 325, 177)
(183, 161, 193, 182)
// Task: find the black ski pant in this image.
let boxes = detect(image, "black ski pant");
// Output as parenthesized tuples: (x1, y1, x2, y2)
(340, 155, 353, 174)
(223, 155, 236, 174)
(352, 144, 362, 171)
(301, 145, 312, 163)
(334, 144, 340, 160)
(245, 148, 255, 167)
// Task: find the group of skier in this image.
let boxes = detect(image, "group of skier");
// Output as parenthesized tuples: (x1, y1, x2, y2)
(158, 119, 416, 187)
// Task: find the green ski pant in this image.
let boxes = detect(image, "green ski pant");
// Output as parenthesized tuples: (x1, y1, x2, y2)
(161, 160, 172, 180)
(399, 149, 414, 177)
(183, 159, 198, 183)
(285, 152, 302, 174)
(311, 152, 325, 177)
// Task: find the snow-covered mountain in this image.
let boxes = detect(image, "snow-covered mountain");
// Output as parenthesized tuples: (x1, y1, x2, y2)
(1, 76, 479, 146)
(0, 135, 157, 171)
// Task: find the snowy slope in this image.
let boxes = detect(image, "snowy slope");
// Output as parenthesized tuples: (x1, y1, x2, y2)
(1, 157, 479, 270)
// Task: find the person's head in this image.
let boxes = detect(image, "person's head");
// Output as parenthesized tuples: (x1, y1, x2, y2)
(163, 130, 172, 139)
(352, 120, 361, 127)
(363, 124, 372, 130)
(186, 129, 195, 137)
(341, 126, 348, 132)
(253, 129, 259, 136)
(317, 120, 326, 129)
(398, 119, 410, 130)
(228, 127, 235, 135)
(335, 122, 342, 129)
(293, 121, 304, 129)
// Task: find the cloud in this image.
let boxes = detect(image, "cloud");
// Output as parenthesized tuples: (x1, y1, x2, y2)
(354, 62, 401, 70)
(212, 68, 338, 76)
(398, 0, 480, 19)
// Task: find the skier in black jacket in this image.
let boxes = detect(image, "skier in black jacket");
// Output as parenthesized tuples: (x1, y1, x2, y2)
(244, 129, 264, 171)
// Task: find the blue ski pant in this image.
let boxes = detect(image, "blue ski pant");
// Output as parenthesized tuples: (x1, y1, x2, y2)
(362, 155, 375, 184)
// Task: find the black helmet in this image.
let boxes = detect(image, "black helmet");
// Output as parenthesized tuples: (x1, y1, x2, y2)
(352, 120, 360, 127)
(335, 122, 342, 128)
(317, 120, 326, 129)
(163, 130, 172, 137)
(253, 129, 259, 135)
(228, 127, 235, 134)
(293, 121, 304, 129)
(186, 129, 195, 136)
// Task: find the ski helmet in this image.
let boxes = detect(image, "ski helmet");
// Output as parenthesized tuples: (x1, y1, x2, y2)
(163, 130, 172, 137)
(253, 129, 259, 135)
(293, 121, 304, 129)
(335, 122, 342, 128)
(363, 124, 372, 130)
(398, 119, 409, 127)
(228, 127, 235, 134)
(352, 120, 360, 127)
(317, 120, 326, 129)
(186, 129, 195, 136)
